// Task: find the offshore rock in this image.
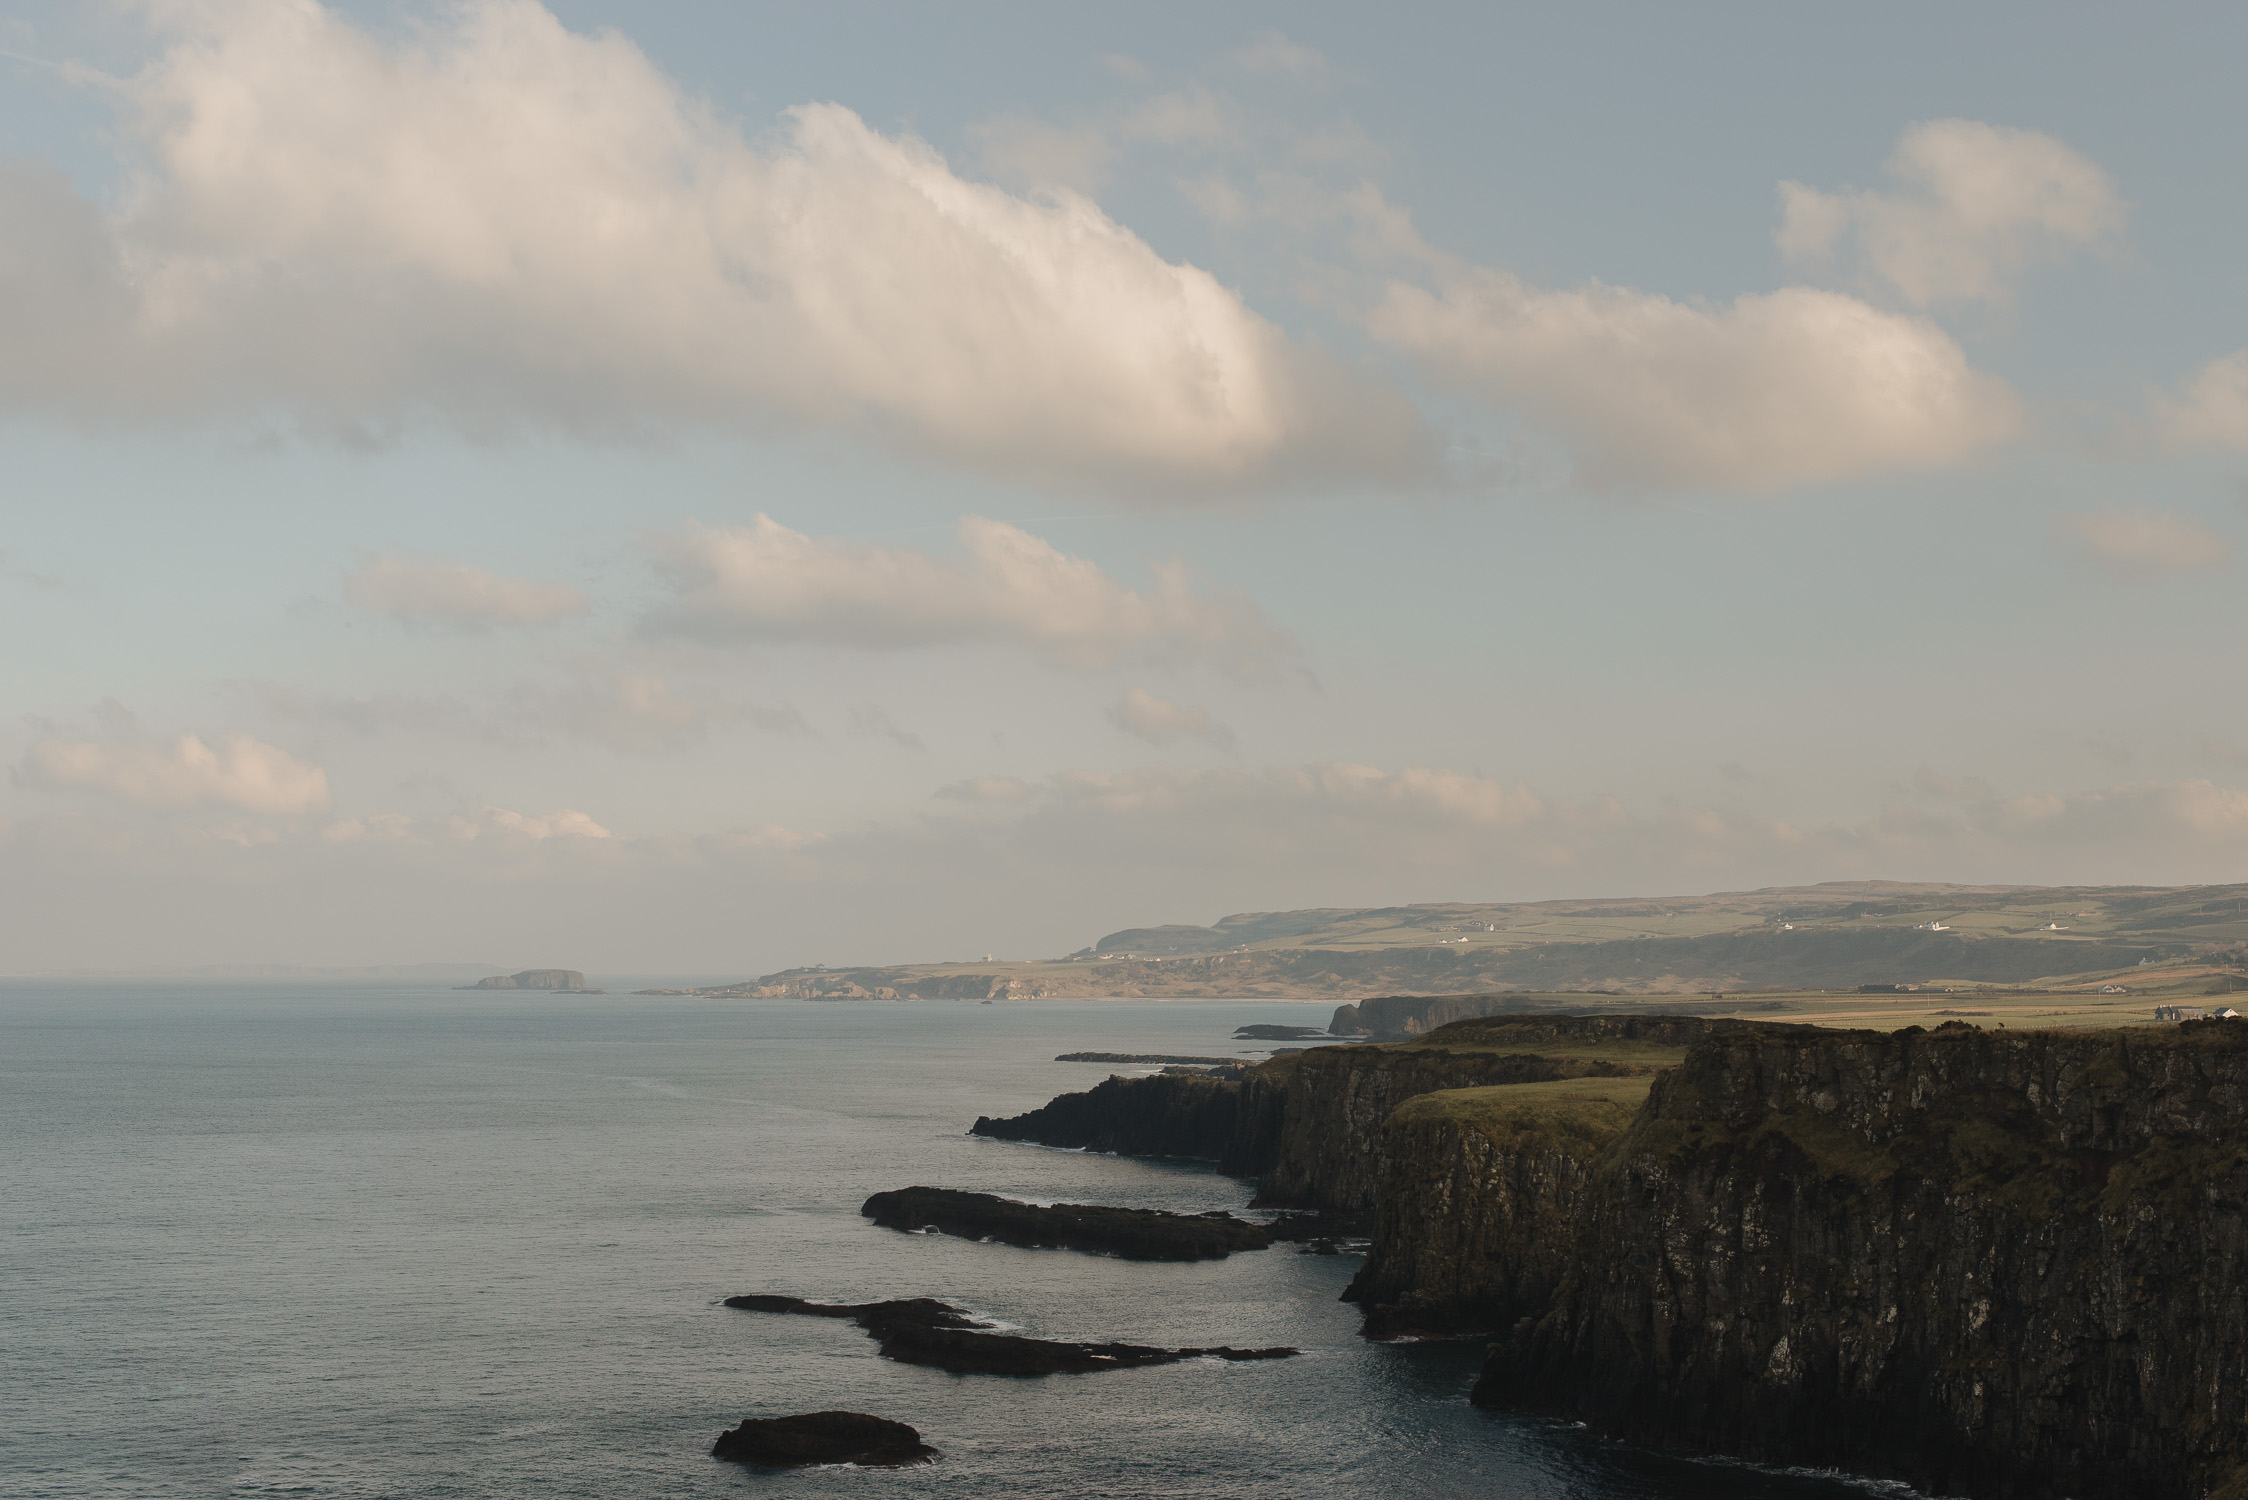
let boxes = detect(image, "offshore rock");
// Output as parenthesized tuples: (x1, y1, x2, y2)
(724, 1294, 1296, 1375)
(1467, 1020, 2248, 1500)
(459, 968, 588, 991)
(861, 1187, 1273, 1260)
(710, 1411, 936, 1467)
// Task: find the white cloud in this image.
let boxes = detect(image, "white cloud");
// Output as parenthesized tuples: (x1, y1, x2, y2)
(318, 805, 611, 845)
(646, 514, 1289, 673)
(1108, 688, 1236, 750)
(1372, 269, 2019, 489)
(2057, 509, 2231, 579)
(244, 671, 805, 754)
(1777, 120, 2122, 305)
(344, 553, 589, 629)
(2, 0, 1421, 489)
(2158, 353, 2248, 451)
(17, 730, 331, 814)
(449, 805, 612, 842)
(1232, 32, 1332, 83)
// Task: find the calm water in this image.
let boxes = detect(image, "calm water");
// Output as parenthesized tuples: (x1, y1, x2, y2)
(2, 985, 1916, 1499)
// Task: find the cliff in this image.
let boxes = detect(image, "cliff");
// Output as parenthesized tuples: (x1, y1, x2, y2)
(970, 1015, 1788, 1212)
(1345, 1076, 1649, 1337)
(1462, 1020, 2248, 1500)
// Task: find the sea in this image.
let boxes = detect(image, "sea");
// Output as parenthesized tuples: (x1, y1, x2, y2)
(1, 983, 1924, 1499)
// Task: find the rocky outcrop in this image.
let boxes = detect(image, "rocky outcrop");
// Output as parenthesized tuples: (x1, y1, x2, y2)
(861, 1187, 1276, 1261)
(971, 1072, 1246, 1160)
(1054, 1052, 1237, 1065)
(1459, 1020, 2248, 1500)
(462, 968, 588, 990)
(724, 1294, 1296, 1375)
(711, 1411, 936, 1467)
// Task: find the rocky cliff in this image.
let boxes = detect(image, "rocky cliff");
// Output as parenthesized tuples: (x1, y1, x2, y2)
(1462, 1020, 2248, 1500)
(970, 1073, 1246, 1161)
(970, 1015, 1780, 1212)
(1345, 1076, 1649, 1338)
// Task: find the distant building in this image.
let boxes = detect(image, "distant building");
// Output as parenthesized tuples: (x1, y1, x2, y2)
(2155, 1005, 2208, 1021)
(2219, 1009, 2243, 1021)
(1915, 921, 1951, 932)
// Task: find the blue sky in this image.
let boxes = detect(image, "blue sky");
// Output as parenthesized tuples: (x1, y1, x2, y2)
(3, 1, 2244, 973)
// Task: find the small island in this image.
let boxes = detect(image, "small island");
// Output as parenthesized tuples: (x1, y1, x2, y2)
(456, 968, 594, 992)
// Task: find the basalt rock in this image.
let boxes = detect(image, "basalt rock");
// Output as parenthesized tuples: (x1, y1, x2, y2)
(971, 1014, 1760, 1212)
(710, 1411, 936, 1467)
(972, 1071, 1246, 1160)
(861, 1186, 1274, 1260)
(725, 1293, 1296, 1375)
(1458, 1020, 2248, 1500)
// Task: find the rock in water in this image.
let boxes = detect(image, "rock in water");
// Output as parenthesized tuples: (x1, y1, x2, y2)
(861, 1186, 1274, 1260)
(724, 1294, 1298, 1375)
(710, 1411, 936, 1467)
(1232, 1024, 1329, 1040)
(458, 968, 589, 991)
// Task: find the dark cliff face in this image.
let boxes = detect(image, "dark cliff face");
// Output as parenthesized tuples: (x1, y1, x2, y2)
(1247, 1048, 1643, 1211)
(971, 1015, 1759, 1213)
(970, 1073, 1243, 1160)
(1472, 1021, 2248, 1500)
(1347, 1079, 1646, 1338)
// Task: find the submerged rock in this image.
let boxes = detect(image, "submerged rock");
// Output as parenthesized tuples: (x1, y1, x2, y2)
(861, 1186, 1274, 1261)
(724, 1293, 1297, 1375)
(1232, 1024, 1328, 1040)
(710, 1410, 936, 1467)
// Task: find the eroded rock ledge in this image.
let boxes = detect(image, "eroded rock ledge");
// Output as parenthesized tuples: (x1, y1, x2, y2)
(862, 1186, 1277, 1260)
(724, 1294, 1297, 1374)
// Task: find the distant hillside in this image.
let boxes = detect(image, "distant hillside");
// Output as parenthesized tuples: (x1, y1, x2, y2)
(671, 881, 2248, 1001)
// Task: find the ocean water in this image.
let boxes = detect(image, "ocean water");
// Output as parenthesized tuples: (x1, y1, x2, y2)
(1, 984, 1916, 1500)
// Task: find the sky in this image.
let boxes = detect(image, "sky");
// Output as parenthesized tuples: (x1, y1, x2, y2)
(3, 0, 2246, 975)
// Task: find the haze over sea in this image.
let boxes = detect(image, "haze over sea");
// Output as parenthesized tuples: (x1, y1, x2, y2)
(4, 984, 1912, 1499)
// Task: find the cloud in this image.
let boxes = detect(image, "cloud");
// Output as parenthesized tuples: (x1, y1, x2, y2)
(1107, 688, 1236, 750)
(846, 706, 925, 752)
(1777, 120, 2122, 305)
(448, 805, 612, 842)
(242, 671, 806, 753)
(344, 553, 590, 630)
(1, 0, 1423, 490)
(1372, 269, 2019, 489)
(645, 514, 1290, 674)
(2158, 353, 2248, 451)
(17, 730, 331, 814)
(1232, 32, 1332, 83)
(2056, 509, 2231, 579)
